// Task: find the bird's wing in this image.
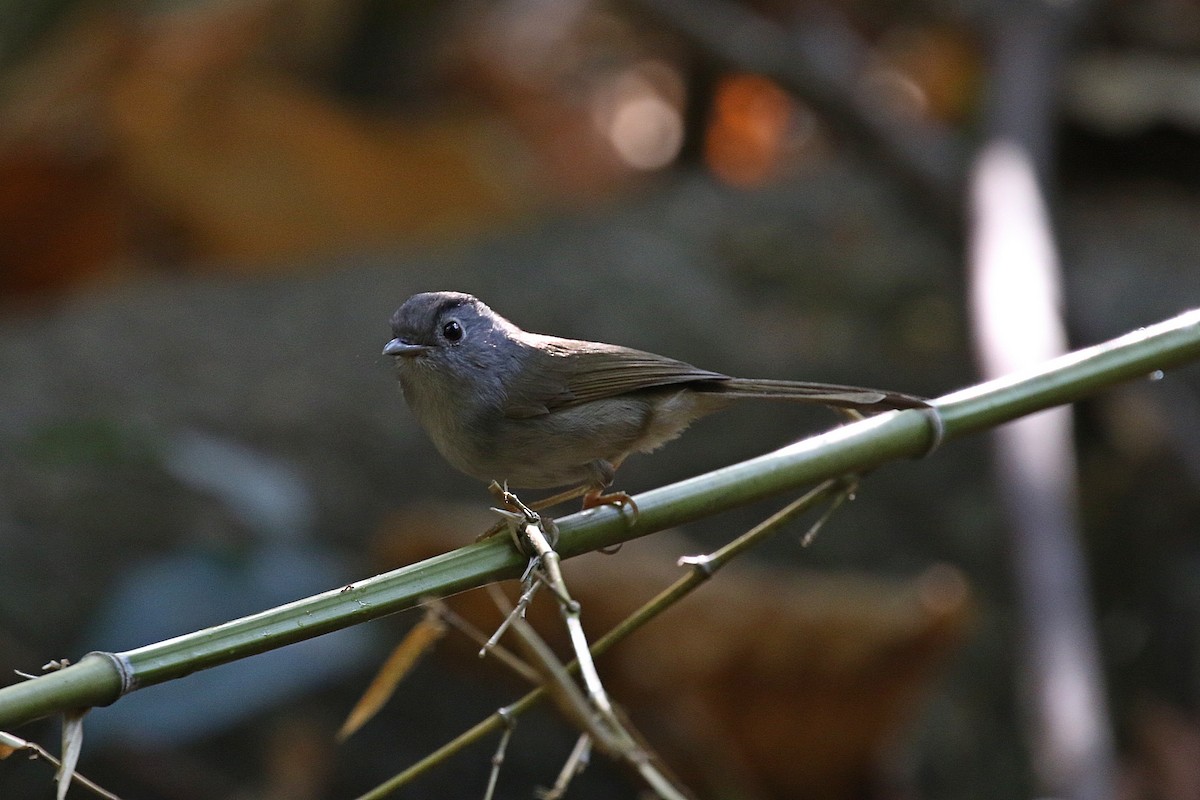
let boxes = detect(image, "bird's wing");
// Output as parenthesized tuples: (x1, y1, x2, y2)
(501, 336, 728, 418)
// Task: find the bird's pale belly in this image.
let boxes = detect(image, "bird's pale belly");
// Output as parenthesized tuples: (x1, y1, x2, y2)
(453, 389, 724, 490)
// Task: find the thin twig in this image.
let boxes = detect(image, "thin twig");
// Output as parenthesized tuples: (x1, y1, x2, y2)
(493, 487, 615, 716)
(506, 615, 623, 756)
(479, 581, 543, 666)
(492, 488, 692, 800)
(354, 477, 853, 799)
(800, 480, 853, 547)
(430, 598, 540, 684)
(506, 611, 692, 798)
(537, 733, 592, 800)
(0, 730, 123, 800)
(482, 712, 515, 800)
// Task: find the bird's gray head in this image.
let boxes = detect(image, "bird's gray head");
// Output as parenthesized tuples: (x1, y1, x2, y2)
(384, 291, 525, 434)
(383, 291, 521, 375)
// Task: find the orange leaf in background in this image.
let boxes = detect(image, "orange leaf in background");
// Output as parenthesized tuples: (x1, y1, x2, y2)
(705, 73, 798, 188)
(0, 2, 547, 294)
(0, 147, 129, 300)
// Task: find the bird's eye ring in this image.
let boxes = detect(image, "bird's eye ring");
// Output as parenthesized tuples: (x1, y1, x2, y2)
(442, 320, 464, 343)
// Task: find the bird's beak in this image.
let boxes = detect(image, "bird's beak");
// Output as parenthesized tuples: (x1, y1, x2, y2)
(382, 338, 431, 357)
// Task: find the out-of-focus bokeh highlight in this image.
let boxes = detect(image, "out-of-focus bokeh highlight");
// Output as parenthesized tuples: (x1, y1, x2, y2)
(0, 0, 982, 296)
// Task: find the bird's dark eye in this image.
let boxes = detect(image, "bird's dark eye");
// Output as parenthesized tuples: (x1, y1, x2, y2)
(442, 320, 464, 343)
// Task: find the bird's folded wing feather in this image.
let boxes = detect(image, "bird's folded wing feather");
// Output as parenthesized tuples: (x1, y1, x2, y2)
(502, 336, 727, 418)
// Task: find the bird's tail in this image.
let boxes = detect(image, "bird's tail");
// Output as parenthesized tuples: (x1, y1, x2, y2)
(710, 378, 928, 411)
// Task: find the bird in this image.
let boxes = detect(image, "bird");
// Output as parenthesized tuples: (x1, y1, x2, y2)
(383, 291, 926, 510)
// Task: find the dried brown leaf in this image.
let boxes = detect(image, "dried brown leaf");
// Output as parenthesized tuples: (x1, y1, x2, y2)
(337, 613, 447, 742)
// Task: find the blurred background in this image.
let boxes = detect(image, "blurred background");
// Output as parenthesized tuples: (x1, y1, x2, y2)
(0, 0, 1198, 798)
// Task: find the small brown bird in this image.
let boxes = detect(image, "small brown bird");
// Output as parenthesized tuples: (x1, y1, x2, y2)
(384, 291, 925, 509)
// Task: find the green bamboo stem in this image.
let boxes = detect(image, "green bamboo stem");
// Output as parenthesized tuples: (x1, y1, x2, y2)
(0, 308, 1197, 731)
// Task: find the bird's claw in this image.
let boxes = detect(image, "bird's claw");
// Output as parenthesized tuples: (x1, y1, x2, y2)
(582, 489, 639, 521)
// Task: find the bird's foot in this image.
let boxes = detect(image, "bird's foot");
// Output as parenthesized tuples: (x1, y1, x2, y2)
(582, 489, 639, 519)
(580, 490, 636, 553)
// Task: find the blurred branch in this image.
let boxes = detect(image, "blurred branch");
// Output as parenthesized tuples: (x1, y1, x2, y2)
(966, 2, 1115, 798)
(631, 0, 964, 223)
(0, 310, 1198, 732)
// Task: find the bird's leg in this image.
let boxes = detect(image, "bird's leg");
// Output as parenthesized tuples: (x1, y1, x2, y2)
(576, 455, 643, 537)
(522, 457, 623, 512)
(578, 457, 638, 521)
(498, 458, 636, 513)
(579, 457, 637, 517)
(476, 482, 636, 540)
(525, 483, 591, 511)
(477, 461, 635, 541)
